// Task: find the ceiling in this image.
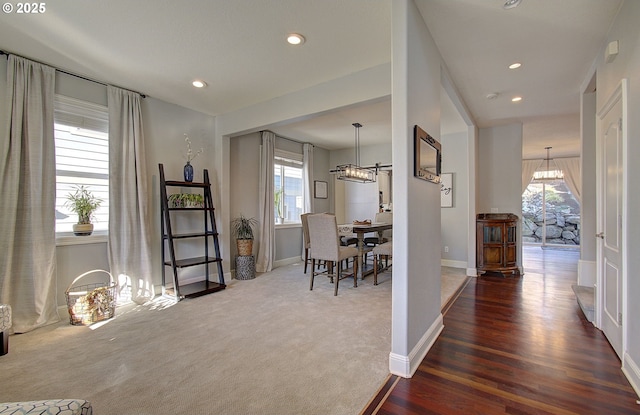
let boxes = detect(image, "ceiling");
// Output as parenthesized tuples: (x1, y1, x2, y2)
(0, 0, 622, 158)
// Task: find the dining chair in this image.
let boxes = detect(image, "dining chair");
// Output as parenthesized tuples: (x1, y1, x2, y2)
(302, 213, 328, 274)
(307, 213, 359, 295)
(301, 213, 313, 274)
(364, 211, 393, 247)
(372, 241, 392, 285)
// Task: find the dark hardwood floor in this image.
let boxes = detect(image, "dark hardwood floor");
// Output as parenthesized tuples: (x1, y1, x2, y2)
(366, 246, 640, 415)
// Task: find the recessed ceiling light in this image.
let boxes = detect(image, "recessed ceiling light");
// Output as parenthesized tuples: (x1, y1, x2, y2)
(486, 93, 499, 100)
(512, 96, 523, 102)
(508, 62, 522, 69)
(192, 80, 207, 88)
(503, 0, 523, 9)
(287, 33, 305, 45)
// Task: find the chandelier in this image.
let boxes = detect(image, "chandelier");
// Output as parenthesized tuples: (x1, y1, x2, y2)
(335, 123, 376, 183)
(533, 147, 564, 182)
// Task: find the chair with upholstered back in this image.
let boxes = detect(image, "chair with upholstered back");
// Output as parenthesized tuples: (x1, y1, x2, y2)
(301, 213, 312, 274)
(372, 241, 392, 285)
(307, 213, 359, 296)
(364, 211, 393, 247)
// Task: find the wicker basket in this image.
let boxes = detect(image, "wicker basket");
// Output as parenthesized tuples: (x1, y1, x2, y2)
(65, 270, 117, 326)
(236, 239, 253, 256)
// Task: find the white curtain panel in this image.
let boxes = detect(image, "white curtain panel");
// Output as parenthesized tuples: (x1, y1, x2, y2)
(302, 143, 314, 260)
(303, 143, 314, 214)
(0, 55, 59, 333)
(553, 157, 581, 204)
(522, 159, 543, 194)
(107, 86, 154, 304)
(256, 131, 275, 273)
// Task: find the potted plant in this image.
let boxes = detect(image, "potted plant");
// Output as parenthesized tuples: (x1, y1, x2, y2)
(168, 193, 204, 208)
(231, 215, 258, 256)
(64, 185, 102, 236)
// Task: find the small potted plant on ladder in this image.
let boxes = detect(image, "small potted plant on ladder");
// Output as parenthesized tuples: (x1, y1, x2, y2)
(65, 185, 103, 236)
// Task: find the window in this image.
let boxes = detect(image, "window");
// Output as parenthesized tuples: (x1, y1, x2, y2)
(274, 150, 304, 224)
(54, 95, 109, 234)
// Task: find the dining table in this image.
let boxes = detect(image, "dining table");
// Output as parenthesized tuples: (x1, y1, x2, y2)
(338, 222, 393, 280)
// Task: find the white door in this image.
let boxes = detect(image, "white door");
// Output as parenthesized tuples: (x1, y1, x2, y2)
(597, 81, 626, 359)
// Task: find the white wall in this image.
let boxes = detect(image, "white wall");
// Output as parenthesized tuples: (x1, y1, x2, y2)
(477, 124, 523, 270)
(591, 0, 640, 395)
(312, 147, 332, 215)
(389, 0, 443, 377)
(228, 132, 332, 267)
(441, 132, 469, 267)
(331, 142, 393, 223)
(229, 133, 261, 261)
(579, 89, 597, 286)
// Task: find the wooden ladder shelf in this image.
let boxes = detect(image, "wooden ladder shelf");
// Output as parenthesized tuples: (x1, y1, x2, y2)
(159, 163, 225, 300)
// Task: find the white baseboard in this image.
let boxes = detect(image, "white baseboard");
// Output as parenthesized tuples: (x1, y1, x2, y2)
(441, 260, 478, 277)
(273, 256, 303, 269)
(441, 259, 466, 269)
(623, 352, 640, 399)
(389, 313, 444, 378)
(57, 305, 67, 316)
(179, 275, 206, 286)
(578, 260, 597, 287)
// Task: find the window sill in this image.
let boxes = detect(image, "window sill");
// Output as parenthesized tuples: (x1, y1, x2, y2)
(56, 233, 108, 246)
(275, 222, 301, 230)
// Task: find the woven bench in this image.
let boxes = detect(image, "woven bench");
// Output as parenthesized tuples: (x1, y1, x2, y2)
(0, 304, 10, 356)
(0, 399, 92, 415)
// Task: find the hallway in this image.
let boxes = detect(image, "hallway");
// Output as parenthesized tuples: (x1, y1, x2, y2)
(367, 246, 640, 414)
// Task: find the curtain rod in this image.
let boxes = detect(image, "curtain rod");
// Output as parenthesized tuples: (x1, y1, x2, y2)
(1, 50, 147, 98)
(262, 130, 313, 147)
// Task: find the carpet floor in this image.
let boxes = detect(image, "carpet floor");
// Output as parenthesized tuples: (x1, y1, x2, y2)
(0, 263, 467, 415)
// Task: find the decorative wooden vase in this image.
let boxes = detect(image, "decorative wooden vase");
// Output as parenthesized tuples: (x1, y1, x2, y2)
(236, 239, 253, 256)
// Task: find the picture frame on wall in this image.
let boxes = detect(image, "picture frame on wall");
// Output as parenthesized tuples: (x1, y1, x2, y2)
(413, 125, 442, 184)
(314, 180, 328, 199)
(440, 173, 453, 207)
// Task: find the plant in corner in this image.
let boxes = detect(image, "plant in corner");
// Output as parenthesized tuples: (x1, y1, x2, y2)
(64, 185, 103, 236)
(231, 215, 258, 256)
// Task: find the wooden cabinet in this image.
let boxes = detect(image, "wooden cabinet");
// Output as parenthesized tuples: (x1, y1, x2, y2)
(476, 213, 519, 276)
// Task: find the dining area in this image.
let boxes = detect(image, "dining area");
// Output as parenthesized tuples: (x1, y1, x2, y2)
(301, 211, 393, 295)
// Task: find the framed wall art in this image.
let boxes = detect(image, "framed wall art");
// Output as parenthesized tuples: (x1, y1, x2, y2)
(440, 173, 453, 207)
(414, 125, 442, 184)
(314, 180, 328, 199)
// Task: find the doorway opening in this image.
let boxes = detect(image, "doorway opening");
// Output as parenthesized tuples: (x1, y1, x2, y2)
(522, 147, 581, 250)
(522, 178, 580, 248)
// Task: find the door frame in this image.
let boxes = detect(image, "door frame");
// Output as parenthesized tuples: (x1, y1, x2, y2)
(595, 79, 628, 360)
